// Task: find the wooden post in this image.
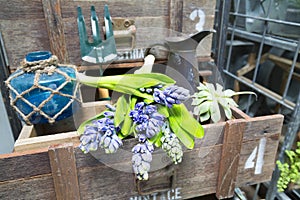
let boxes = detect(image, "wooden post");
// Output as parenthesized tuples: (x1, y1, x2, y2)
(48, 143, 80, 200)
(42, 0, 69, 62)
(216, 119, 246, 199)
(170, 0, 183, 32)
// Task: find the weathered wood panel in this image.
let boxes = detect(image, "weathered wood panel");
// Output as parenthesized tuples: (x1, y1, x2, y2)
(242, 114, 284, 140)
(216, 119, 246, 199)
(236, 135, 281, 186)
(182, 0, 216, 58)
(0, 0, 215, 70)
(49, 143, 80, 200)
(60, 0, 171, 19)
(0, 150, 51, 182)
(170, 0, 184, 32)
(0, 0, 45, 20)
(0, 19, 51, 68)
(42, 0, 69, 63)
(1, 98, 282, 199)
(0, 116, 282, 199)
(0, 175, 56, 200)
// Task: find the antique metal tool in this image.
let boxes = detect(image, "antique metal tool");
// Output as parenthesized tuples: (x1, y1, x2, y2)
(77, 5, 116, 100)
(77, 5, 117, 65)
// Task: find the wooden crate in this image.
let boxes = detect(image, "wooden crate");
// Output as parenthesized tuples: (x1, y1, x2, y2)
(0, 0, 215, 71)
(0, 101, 283, 199)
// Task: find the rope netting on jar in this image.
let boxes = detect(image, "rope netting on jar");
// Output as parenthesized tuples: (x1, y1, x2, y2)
(5, 55, 81, 125)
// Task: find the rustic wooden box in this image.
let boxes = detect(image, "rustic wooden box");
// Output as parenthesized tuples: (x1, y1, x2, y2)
(0, 101, 283, 200)
(0, 0, 215, 71)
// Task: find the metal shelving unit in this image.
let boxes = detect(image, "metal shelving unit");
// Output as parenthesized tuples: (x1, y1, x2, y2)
(214, 0, 300, 199)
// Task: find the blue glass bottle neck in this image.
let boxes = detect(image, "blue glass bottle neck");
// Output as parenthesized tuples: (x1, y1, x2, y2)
(25, 51, 52, 62)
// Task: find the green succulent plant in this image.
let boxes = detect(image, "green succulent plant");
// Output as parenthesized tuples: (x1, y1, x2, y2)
(277, 142, 300, 192)
(191, 82, 256, 123)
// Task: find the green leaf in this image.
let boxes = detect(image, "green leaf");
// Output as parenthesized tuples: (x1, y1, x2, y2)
(114, 95, 128, 127)
(157, 104, 169, 117)
(130, 96, 138, 109)
(129, 73, 175, 85)
(168, 116, 194, 149)
(198, 101, 211, 115)
(197, 83, 208, 91)
(193, 105, 201, 116)
(112, 84, 154, 100)
(216, 83, 224, 94)
(77, 111, 105, 134)
(168, 104, 204, 138)
(200, 112, 210, 122)
(223, 105, 232, 120)
(223, 89, 236, 97)
(77, 73, 175, 100)
(121, 110, 133, 138)
(210, 100, 221, 123)
(121, 97, 135, 137)
(191, 97, 207, 106)
(149, 131, 163, 147)
(194, 90, 211, 98)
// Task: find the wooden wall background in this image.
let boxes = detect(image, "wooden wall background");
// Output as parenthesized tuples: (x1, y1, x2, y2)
(0, 0, 216, 71)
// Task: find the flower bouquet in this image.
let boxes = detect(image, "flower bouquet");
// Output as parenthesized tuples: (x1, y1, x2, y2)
(77, 71, 204, 180)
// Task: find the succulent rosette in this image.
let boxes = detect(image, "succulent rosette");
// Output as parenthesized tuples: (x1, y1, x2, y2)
(77, 72, 204, 180)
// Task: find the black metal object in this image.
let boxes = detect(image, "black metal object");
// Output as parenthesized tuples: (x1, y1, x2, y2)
(0, 32, 22, 140)
(214, 0, 300, 199)
(266, 91, 300, 199)
(214, 0, 231, 74)
(145, 31, 214, 91)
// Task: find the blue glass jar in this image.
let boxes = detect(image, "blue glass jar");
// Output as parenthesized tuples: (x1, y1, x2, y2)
(7, 51, 79, 124)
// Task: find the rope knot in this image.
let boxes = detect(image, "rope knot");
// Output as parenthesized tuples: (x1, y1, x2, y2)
(19, 55, 59, 73)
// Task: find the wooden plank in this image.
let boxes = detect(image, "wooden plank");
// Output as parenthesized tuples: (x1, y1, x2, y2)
(14, 131, 80, 152)
(42, 0, 69, 62)
(237, 135, 280, 186)
(182, 0, 216, 57)
(61, 0, 170, 19)
(196, 122, 225, 147)
(216, 119, 246, 199)
(48, 143, 80, 200)
(240, 76, 296, 108)
(170, 0, 183, 32)
(0, 19, 51, 70)
(0, 0, 44, 20)
(242, 114, 284, 141)
(0, 150, 51, 182)
(0, 175, 56, 200)
(76, 144, 222, 199)
(231, 106, 251, 120)
(17, 125, 36, 140)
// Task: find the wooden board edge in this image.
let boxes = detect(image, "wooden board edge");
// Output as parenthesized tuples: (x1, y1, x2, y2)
(14, 131, 80, 152)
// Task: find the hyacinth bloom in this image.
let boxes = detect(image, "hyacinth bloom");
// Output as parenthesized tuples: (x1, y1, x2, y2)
(153, 85, 190, 108)
(79, 104, 122, 154)
(79, 125, 101, 153)
(129, 102, 165, 139)
(161, 132, 183, 164)
(100, 129, 123, 153)
(132, 140, 154, 180)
